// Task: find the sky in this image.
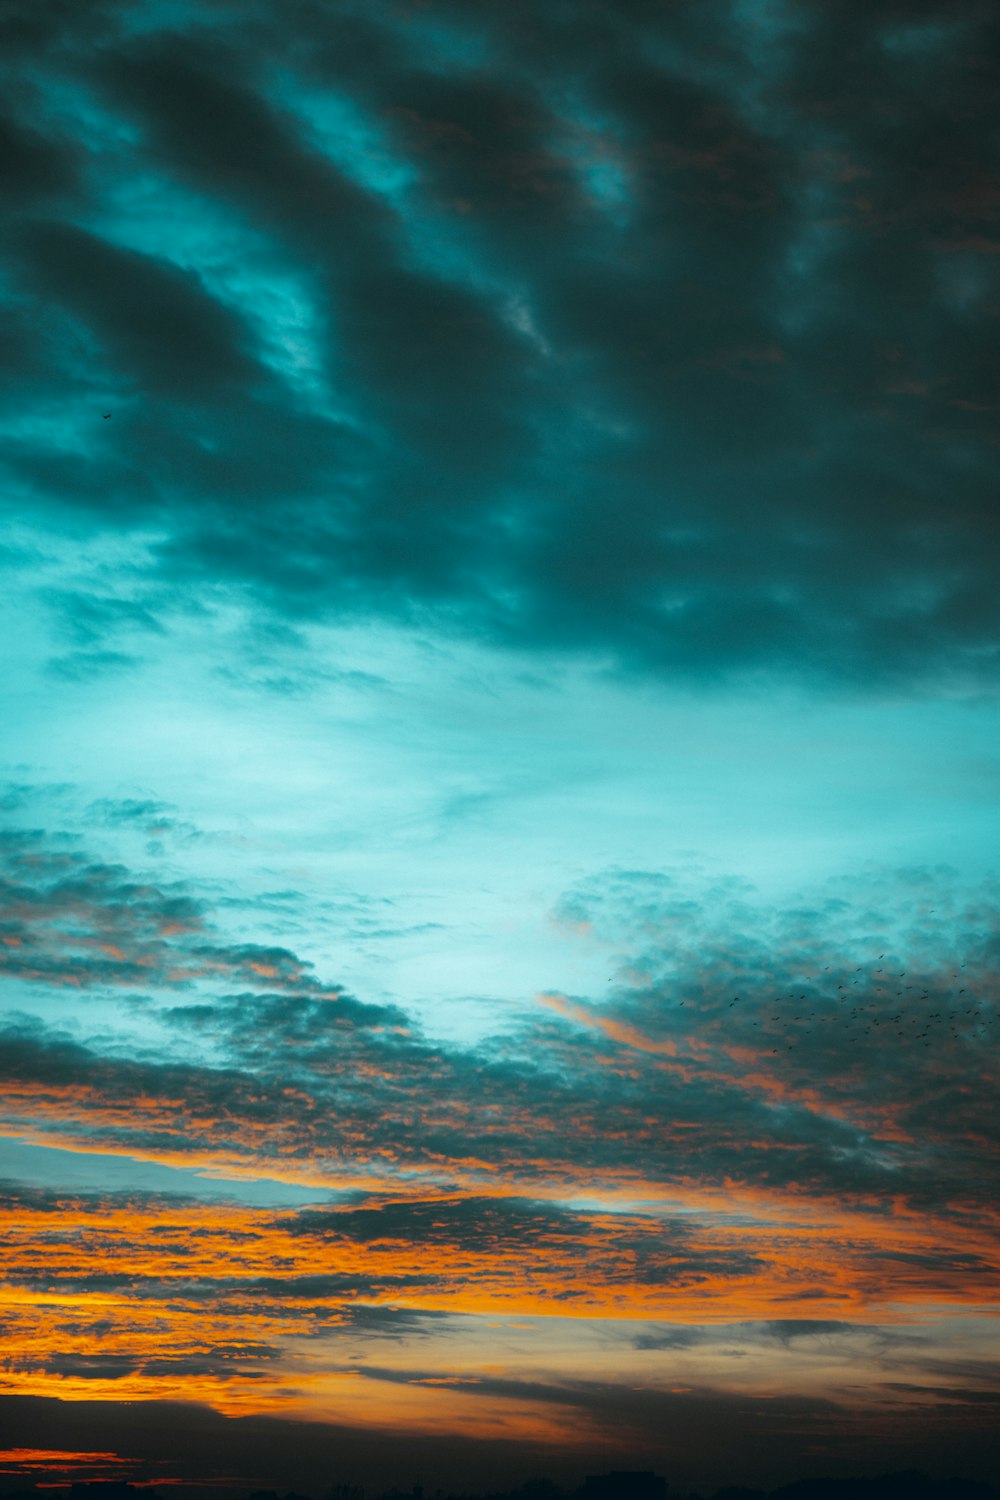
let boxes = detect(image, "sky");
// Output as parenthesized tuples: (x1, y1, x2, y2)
(1, 0, 999, 1493)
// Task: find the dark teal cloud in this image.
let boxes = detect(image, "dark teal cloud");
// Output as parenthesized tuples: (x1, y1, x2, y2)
(1, 0, 997, 687)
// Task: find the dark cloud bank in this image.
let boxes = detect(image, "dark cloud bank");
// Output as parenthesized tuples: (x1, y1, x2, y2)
(1, 0, 998, 689)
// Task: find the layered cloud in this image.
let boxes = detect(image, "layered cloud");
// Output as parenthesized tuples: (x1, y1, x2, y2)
(1, 0, 998, 689)
(2, 823, 998, 1358)
(0, 803, 996, 1480)
(1, 827, 997, 1220)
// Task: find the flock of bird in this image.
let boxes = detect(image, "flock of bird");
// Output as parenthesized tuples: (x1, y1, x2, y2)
(662, 955, 996, 1054)
(718, 957, 995, 1052)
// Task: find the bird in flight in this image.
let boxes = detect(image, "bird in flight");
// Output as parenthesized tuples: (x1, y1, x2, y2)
(102, 412, 111, 419)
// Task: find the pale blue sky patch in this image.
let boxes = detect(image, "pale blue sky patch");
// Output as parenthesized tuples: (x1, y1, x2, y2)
(0, 1134, 328, 1206)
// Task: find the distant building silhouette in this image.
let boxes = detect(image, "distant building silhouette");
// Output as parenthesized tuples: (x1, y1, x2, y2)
(68, 1488, 163, 1500)
(580, 1473, 667, 1500)
(69, 1488, 163, 1500)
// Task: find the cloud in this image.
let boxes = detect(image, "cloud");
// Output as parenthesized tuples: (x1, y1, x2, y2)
(12, 219, 265, 400)
(1, 828, 998, 1239)
(337, 1304, 457, 1339)
(0, 830, 399, 1026)
(0, 0, 996, 689)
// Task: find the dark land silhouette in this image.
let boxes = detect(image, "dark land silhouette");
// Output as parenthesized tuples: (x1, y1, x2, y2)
(2, 1467, 999, 1500)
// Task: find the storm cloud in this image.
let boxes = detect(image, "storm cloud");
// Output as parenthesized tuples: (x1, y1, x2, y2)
(1, 0, 998, 688)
